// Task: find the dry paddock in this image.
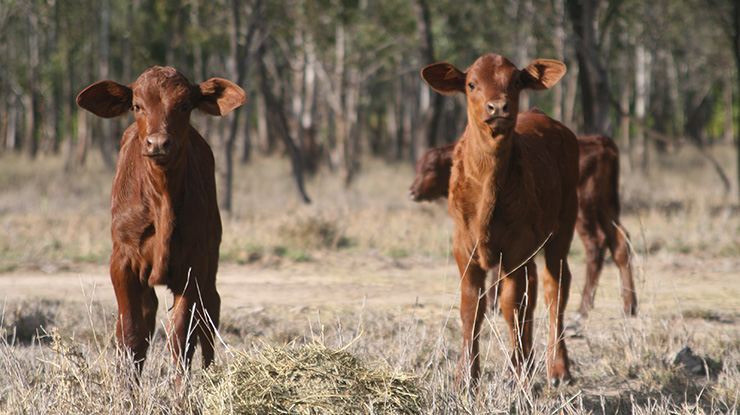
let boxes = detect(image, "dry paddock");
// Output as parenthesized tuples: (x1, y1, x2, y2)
(1, 149, 740, 414)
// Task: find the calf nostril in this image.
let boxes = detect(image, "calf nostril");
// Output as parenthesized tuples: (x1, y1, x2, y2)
(487, 102, 495, 112)
(145, 136, 171, 154)
(502, 103, 509, 113)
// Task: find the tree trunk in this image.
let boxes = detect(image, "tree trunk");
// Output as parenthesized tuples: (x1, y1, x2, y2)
(344, 66, 360, 181)
(43, 3, 60, 155)
(552, 0, 566, 121)
(633, 42, 650, 173)
(213, 0, 243, 213)
(724, 69, 734, 145)
(98, 0, 115, 170)
(513, 0, 535, 111)
(4, 95, 18, 152)
(619, 79, 630, 165)
(412, 0, 443, 155)
(258, 44, 311, 204)
(733, 0, 740, 202)
(402, 73, 415, 161)
(25, 10, 40, 158)
(567, 0, 611, 134)
(388, 80, 402, 160)
(0, 96, 6, 152)
(76, 108, 90, 168)
(562, 60, 579, 130)
(300, 35, 319, 173)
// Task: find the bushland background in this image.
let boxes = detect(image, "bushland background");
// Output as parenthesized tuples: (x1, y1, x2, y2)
(1, 0, 740, 414)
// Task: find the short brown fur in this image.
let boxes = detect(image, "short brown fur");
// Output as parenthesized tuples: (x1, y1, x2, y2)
(422, 54, 578, 385)
(408, 120, 637, 318)
(76, 67, 247, 381)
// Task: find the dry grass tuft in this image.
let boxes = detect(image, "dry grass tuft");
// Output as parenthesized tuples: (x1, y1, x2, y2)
(277, 213, 351, 251)
(200, 343, 425, 415)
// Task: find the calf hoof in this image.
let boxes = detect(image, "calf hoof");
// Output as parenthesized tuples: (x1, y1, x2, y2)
(550, 375, 572, 388)
(548, 360, 571, 386)
(624, 301, 638, 317)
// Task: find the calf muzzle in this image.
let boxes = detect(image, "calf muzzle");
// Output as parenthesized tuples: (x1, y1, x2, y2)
(144, 134, 172, 162)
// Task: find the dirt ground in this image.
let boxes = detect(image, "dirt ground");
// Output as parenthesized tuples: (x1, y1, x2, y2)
(2, 252, 739, 323)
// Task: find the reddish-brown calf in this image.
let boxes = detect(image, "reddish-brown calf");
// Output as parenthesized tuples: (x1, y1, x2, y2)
(76, 67, 246, 378)
(408, 141, 456, 202)
(575, 134, 637, 316)
(408, 124, 637, 318)
(422, 54, 579, 385)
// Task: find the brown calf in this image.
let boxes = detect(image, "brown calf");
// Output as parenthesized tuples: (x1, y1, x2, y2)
(408, 141, 456, 202)
(408, 124, 637, 317)
(576, 134, 637, 316)
(76, 67, 247, 377)
(422, 55, 579, 385)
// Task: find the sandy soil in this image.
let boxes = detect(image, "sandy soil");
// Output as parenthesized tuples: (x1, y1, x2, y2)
(2, 253, 739, 322)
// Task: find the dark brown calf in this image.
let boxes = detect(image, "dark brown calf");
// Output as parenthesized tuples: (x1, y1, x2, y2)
(76, 67, 246, 378)
(408, 141, 455, 202)
(408, 125, 637, 317)
(422, 54, 579, 386)
(576, 134, 637, 316)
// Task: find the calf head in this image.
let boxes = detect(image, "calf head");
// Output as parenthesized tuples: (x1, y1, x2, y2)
(77, 66, 247, 167)
(409, 144, 453, 201)
(421, 54, 565, 138)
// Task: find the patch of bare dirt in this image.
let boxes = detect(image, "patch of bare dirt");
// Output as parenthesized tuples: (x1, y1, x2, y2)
(2, 253, 738, 322)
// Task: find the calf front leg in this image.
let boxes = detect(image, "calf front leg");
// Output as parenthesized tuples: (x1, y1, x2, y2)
(168, 291, 199, 376)
(454, 247, 488, 387)
(111, 257, 152, 372)
(196, 286, 220, 368)
(542, 243, 573, 385)
(499, 262, 537, 377)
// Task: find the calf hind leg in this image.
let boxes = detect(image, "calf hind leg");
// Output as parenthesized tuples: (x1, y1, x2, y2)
(576, 223, 606, 317)
(608, 224, 637, 316)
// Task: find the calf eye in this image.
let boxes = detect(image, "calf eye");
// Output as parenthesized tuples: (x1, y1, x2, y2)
(133, 104, 141, 112)
(468, 82, 475, 90)
(180, 103, 190, 112)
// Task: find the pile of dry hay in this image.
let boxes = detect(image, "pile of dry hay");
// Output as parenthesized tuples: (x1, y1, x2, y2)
(201, 343, 425, 415)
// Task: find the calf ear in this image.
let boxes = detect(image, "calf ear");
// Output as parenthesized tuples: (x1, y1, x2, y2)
(421, 63, 466, 95)
(197, 78, 248, 116)
(76, 81, 133, 118)
(521, 59, 567, 91)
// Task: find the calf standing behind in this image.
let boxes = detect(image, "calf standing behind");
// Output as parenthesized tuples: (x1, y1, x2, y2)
(576, 134, 637, 316)
(408, 126, 637, 318)
(76, 67, 247, 378)
(421, 54, 579, 385)
(408, 141, 456, 202)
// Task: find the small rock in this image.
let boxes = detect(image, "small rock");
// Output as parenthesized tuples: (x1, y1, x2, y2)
(669, 346, 707, 376)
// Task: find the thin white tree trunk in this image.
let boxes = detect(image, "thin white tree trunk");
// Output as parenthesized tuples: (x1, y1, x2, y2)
(634, 42, 650, 172)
